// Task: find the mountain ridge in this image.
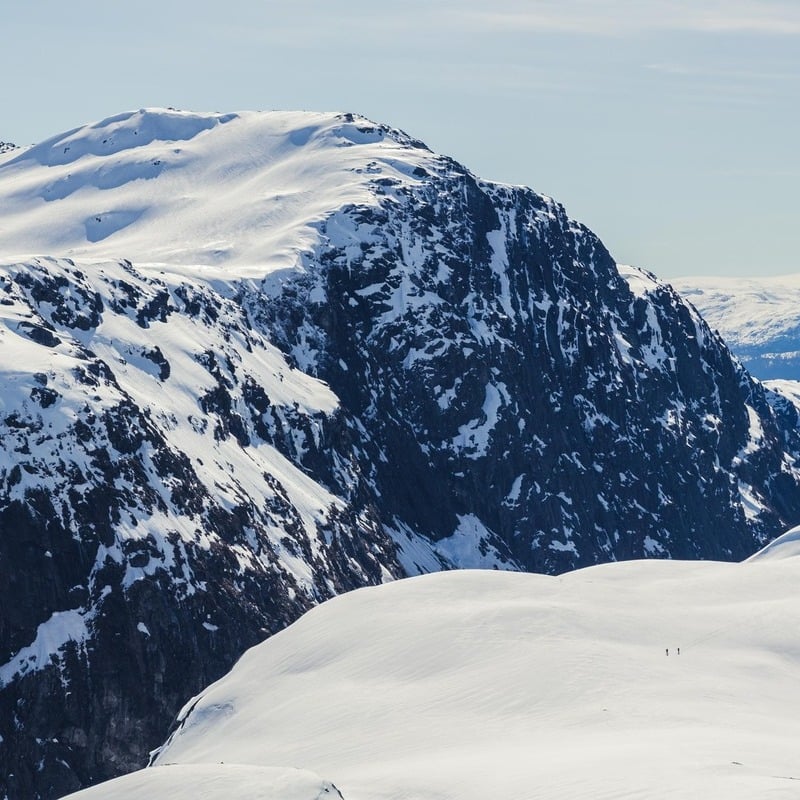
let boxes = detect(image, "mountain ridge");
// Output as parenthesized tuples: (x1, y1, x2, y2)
(671, 274, 800, 381)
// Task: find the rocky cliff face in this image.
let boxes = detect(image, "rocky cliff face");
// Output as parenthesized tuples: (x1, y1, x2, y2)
(1, 109, 800, 798)
(0, 257, 400, 798)
(248, 166, 800, 574)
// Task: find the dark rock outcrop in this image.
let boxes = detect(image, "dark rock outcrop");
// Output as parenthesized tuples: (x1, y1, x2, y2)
(249, 169, 800, 574)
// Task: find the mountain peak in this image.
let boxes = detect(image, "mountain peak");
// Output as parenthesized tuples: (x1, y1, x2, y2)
(11, 108, 241, 168)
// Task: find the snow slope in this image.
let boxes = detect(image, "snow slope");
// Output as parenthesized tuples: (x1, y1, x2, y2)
(68, 558, 800, 800)
(0, 108, 434, 279)
(672, 274, 800, 380)
(62, 764, 344, 800)
(5, 108, 800, 798)
(747, 523, 800, 561)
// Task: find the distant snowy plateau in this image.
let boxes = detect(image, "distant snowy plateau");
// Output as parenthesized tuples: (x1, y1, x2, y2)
(1, 108, 800, 798)
(673, 275, 800, 383)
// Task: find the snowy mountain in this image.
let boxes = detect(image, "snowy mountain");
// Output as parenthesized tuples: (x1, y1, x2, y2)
(672, 274, 800, 381)
(2, 108, 800, 798)
(66, 555, 800, 800)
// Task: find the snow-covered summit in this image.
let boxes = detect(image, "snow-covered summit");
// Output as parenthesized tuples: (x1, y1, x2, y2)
(0, 108, 437, 276)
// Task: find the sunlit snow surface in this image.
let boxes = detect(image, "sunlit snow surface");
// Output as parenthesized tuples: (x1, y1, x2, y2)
(68, 557, 800, 800)
(0, 108, 435, 280)
(746, 523, 800, 561)
(62, 764, 344, 800)
(672, 274, 800, 351)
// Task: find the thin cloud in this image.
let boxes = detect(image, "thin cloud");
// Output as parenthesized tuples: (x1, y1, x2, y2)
(709, 168, 800, 177)
(461, 1, 800, 36)
(645, 63, 800, 81)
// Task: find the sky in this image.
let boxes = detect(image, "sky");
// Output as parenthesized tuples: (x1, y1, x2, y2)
(2, 0, 799, 279)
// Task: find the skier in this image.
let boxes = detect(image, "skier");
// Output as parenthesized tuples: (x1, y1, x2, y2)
(666, 648, 669, 656)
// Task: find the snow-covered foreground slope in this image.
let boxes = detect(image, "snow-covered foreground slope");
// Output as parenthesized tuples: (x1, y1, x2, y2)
(68, 557, 800, 800)
(746, 522, 800, 561)
(673, 274, 800, 380)
(63, 764, 344, 800)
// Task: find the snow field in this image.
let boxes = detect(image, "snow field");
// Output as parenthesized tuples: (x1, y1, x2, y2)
(0, 109, 436, 279)
(67, 548, 800, 800)
(62, 764, 344, 800)
(671, 274, 800, 351)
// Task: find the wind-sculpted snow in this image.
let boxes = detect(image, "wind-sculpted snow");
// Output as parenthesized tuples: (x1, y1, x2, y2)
(1, 108, 800, 798)
(0, 108, 433, 277)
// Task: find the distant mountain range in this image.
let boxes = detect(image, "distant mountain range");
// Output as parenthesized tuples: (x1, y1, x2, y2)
(2, 109, 800, 798)
(672, 275, 800, 382)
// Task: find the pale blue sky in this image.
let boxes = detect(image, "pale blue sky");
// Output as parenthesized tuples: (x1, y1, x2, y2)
(3, 1, 798, 278)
